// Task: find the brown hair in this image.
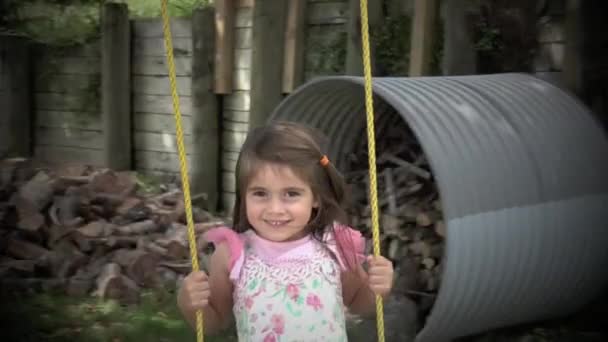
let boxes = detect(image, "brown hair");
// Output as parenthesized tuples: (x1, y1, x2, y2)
(231, 122, 358, 268)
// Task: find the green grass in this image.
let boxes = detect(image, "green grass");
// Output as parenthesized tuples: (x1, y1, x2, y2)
(0, 289, 237, 342)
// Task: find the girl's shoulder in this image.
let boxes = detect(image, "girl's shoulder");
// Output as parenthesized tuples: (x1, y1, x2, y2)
(323, 223, 367, 271)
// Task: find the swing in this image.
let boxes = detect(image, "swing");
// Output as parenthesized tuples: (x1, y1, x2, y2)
(159, 0, 386, 341)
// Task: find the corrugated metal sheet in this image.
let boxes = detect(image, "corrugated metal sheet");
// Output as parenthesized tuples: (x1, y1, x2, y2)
(268, 74, 608, 341)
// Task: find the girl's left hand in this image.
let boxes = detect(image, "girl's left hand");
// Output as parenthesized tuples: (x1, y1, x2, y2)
(366, 255, 394, 298)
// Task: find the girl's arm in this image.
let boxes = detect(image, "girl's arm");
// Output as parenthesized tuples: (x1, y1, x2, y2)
(341, 265, 377, 316)
(341, 256, 394, 316)
(178, 242, 235, 334)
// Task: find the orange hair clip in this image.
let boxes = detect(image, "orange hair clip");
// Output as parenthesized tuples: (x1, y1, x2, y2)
(320, 155, 330, 167)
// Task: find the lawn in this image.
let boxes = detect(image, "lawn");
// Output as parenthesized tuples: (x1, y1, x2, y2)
(0, 289, 237, 342)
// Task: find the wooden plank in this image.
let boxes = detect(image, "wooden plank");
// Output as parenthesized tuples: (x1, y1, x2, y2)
(135, 151, 192, 173)
(132, 18, 192, 38)
(36, 127, 103, 149)
(233, 69, 251, 90)
(249, 0, 287, 129)
(307, 1, 348, 25)
(235, 48, 252, 69)
(34, 74, 101, 93)
(224, 91, 250, 111)
(35, 41, 101, 58)
(134, 113, 192, 134)
(35, 58, 100, 75)
(215, 0, 235, 94)
(35, 110, 101, 131)
(34, 145, 104, 166)
(235, 7, 253, 28)
(132, 56, 192, 76)
(134, 132, 193, 154)
(132, 75, 191, 96)
(409, 0, 439, 76)
(133, 94, 192, 115)
(35, 92, 99, 112)
(282, 0, 307, 93)
(133, 37, 192, 57)
(223, 110, 250, 123)
(235, 28, 253, 49)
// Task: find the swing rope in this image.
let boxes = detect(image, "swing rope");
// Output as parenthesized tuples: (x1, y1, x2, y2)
(359, 0, 385, 340)
(159, 1, 204, 342)
(160, 0, 384, 341)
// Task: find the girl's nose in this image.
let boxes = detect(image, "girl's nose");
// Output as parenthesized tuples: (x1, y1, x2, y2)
(268, 197, 285, 213)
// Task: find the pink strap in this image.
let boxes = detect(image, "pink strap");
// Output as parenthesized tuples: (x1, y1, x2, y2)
(326, 223, 366, 271)
(202, 226, 245, 280)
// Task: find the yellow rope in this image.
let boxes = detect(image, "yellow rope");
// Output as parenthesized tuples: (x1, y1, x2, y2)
(359, 0, 385, 341)
(159, 1, 204, 342)
(160, 0, 383, 341)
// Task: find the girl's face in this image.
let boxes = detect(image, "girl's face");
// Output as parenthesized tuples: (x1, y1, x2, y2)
(245, 162, 318, 242)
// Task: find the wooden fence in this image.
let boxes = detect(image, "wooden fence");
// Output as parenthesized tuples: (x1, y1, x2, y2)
(0, 0, 584, 211)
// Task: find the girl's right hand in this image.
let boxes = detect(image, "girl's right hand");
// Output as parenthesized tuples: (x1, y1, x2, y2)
(179, 271, 211, 311)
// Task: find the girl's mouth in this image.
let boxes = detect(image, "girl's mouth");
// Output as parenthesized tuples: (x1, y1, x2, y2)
(264, 220, 290, 227)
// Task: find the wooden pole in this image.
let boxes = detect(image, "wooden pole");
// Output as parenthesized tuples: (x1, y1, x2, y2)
(409, 0, 439, 77)
(1, 36, 31, 158)
(101, 3, 131, 170)
(345, 0, 383, 76)
(214, 0, 234, 94)
(191, 7, 220, 211)
(248, 0, 287, 129)
(442, 0, 477, 75)
(282, 0, 307, 93)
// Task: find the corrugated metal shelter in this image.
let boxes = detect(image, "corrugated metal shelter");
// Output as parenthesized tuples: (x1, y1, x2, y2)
(268, 73, 608, 341)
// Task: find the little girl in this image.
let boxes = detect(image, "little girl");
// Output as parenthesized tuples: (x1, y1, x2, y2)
(178, 122, 394, 341)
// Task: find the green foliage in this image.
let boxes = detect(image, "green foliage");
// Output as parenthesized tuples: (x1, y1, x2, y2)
(123, 0, 210, 18)
(307, 30, 348, 76)
(1, 0, 211, 47)
(371, 14, 411, 76)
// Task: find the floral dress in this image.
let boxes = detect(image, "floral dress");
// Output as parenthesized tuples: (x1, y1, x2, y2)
(204, 226, 365, 342)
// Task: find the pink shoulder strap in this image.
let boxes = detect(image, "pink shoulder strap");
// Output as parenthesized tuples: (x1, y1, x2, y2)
(202, 226, 245, 281)
(325, 223, 366, 271)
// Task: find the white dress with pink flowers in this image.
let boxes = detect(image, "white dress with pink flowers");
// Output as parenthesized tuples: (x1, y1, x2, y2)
(204, 225, 365, 342)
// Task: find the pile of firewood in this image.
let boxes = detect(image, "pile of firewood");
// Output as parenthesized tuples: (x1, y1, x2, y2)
(344, 108, 445, 318)
(0, 158, 225, 303)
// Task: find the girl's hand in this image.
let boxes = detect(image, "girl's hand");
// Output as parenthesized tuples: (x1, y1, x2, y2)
(366, 255, 394, 298)
(178, 271, 211, 311)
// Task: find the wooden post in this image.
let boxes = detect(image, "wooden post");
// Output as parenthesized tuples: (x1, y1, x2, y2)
(214, 0, 234, 94)
(563, 0, 583, 95)
(345, 0, 383, 76)
(409, 0, 439, 76)
(101, 3, 131, 170)
(442, 0, 477, 75)
(0, 36, 31, 158)
(282, 0, 307, 93)
(248, 0, 287, 129)
(191, 8, 220, 211)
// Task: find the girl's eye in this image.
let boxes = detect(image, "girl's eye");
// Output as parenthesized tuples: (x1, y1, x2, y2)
(252, 191, 267, 197)
(286, 191, 301, 198)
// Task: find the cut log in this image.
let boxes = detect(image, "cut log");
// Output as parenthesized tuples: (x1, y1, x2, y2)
(94, 262, 139, 303)
(5, 237, 49, 260)
(13, 194, 45, 232)
(113, 219, 158, 235)
(18, 171, 55, 211)
(112, 249, 160, 287)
